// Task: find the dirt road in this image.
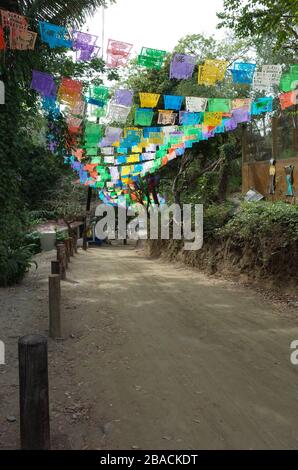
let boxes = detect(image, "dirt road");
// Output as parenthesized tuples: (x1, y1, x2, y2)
(1, 245, 298, 449)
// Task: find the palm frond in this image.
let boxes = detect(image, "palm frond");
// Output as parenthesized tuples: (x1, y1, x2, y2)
(3, 0, 116, 27)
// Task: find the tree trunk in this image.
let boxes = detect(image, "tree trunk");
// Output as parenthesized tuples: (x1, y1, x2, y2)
(217, 158, 230, 202)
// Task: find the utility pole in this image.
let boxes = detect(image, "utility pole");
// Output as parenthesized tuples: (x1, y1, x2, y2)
(101, 6, 105, 59)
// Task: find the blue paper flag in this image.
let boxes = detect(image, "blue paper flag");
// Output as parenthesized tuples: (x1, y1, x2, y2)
(164, 95, 184, 111)
(251, 97, 273, 115)
(39, 21, 72, 49)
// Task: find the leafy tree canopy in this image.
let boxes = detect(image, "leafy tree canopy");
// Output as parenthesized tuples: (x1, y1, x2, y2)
(217, 0, 298, 52)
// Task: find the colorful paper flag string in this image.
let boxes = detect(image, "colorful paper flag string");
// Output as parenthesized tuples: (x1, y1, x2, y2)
(42, 96, 60, 117)
(69, 100, 86, 117)
(87, 85, 109, 107)
(100, 127, 123, 147)
(67, 116, 83, 134)
(85, 122, 103, 147)
(0, 9, 37, 50)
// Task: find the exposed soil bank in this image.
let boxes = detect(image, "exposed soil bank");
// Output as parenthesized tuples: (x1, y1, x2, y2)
(145, 238, 298, 298)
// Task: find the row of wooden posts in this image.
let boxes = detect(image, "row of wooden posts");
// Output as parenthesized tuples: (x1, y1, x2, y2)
(18, 235, 79, 450)
(49, 237, 78, 339)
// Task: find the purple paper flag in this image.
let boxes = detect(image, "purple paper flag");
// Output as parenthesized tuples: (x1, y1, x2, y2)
(31, 70, 56, 98)
(170, 54, 196, 80)
(100, 127, 123, 147)
(232, 106, 251, 124)
(76, 44, 100, 61)
(73, 31, 100, 61)
(224, 118, 238, 131)
(114, 89, 133, 107)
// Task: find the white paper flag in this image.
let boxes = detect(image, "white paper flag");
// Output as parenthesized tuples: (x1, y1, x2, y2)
(185, 97, 208, 112)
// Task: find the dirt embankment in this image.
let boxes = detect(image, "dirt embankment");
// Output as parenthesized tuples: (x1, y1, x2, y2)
(145, 238, 298, 299)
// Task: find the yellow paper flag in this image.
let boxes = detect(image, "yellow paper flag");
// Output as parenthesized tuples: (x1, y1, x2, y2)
(139, 92, 160, 108)
(127, 154, 141, 163)
(203, 112, 223, 126)
(198, 60, 228, 86)
(232, 98, 251, 109)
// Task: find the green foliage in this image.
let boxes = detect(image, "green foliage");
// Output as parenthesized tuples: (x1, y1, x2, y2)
(217, 0, 298, 52)
(214, 202, 298, 276)
(0, 243, 37, 287)
(45, 176, 86, 223)
(204, 203, 235, 239)
(191, 173, 220, 205)
(24, 232, 41, 254)
(55, 230, 69, 243)
(218, 202, 298, 245)
(0, 1, 119, 286)
(227, 158, 242, 193)
(5, 0, 114, 28)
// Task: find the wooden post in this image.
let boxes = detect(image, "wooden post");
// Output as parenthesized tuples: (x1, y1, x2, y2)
(151, 186, 160, 206)
(69, 238, 74, 257)
(56, 244, 66, 278)
(51, 260, 60, 276)
(64, 239, 70, 263)
(73, 235, 78, 254)
(49, 275, 61, 339)
(18, 335, 50, 450)
(241, 124, 249, 193)
(242, 124, 249, 163)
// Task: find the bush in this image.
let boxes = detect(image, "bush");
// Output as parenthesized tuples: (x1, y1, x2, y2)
(216, 202, 298, 277)
(218, 202, 298, 246)
(55, 230, 69, 243)
(0, 243, 37, 287)
(204, 202, 235, 240)
(24, 231, 41, 255)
